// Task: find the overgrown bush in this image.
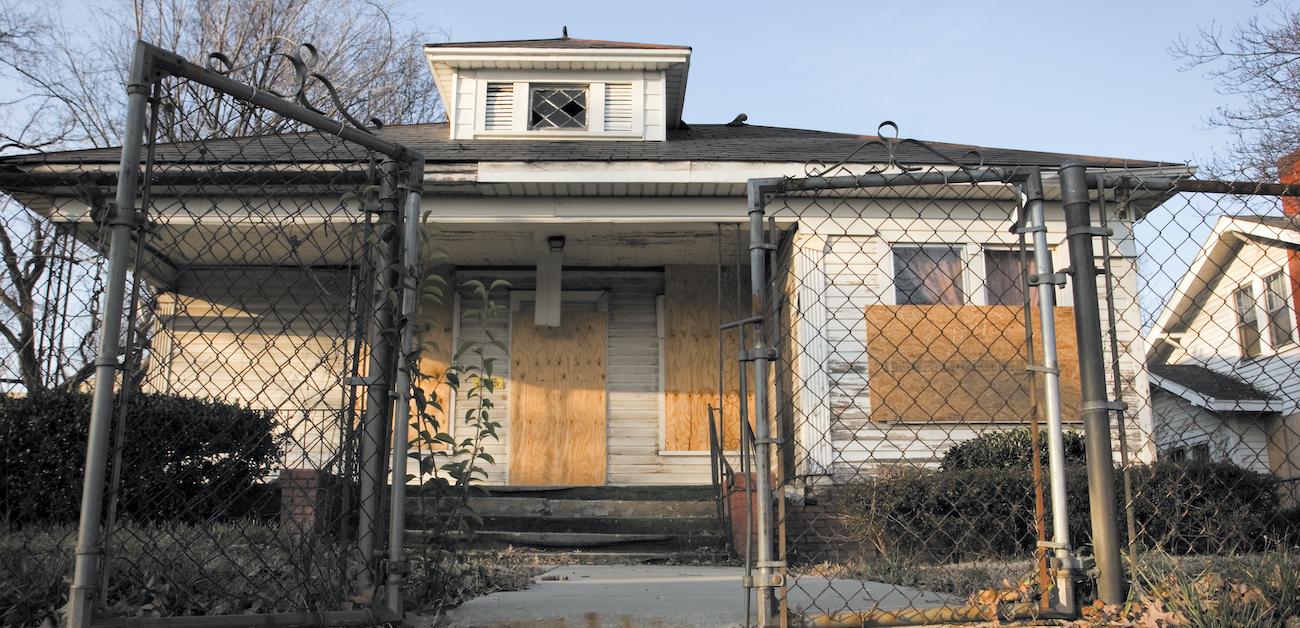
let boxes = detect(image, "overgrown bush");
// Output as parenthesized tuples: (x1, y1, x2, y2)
(833, 461, 1281, 561)
(0, 523, 546, 626)
(1, 389, 280, 524)
(940, 427, 1087, 471)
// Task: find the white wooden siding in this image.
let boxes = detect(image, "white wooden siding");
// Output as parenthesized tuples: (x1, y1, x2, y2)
(147, 269, 357, 468)
(1151, 389, 1273, 474)
(786, 199, 1156, 477)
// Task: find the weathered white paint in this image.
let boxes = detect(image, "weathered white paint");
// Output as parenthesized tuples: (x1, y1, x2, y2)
(1151, 389, 1274, 474)
(792, 201, 1157, 476)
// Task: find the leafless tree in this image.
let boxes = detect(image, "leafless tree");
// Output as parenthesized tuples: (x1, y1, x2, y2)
(0, 0, 444, 390)
(1172, 2, 1300, 180)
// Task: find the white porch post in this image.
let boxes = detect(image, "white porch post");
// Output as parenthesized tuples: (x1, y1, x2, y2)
(794, 234, 834, 476)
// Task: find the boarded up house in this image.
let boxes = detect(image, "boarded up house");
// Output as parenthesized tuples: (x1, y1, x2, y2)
(1, 35, 1188, 488)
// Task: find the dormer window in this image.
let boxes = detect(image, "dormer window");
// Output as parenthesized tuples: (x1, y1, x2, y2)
(530, 85, 588, 130)
(426, 37, 690, 141)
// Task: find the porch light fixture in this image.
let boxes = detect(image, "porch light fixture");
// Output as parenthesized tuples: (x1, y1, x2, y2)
(547, 235, 566, 252)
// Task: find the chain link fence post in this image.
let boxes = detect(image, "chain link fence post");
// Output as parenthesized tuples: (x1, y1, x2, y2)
(1022, 168, 1079, 611)
(358, 157, 403, 590)
(1059, 161, 1126, 604)
(65, 42, 154, 628)
(385, 156, 425, 614)
(747, 179, 780, 627)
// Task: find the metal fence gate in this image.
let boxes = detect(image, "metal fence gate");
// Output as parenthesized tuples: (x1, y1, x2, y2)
(738, 131, 1300, 626)
(1, 41, 426, 627)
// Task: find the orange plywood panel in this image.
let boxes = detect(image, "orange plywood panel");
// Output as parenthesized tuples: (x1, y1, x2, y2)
(863, 304, 1081, 423)
(508, 310, 608, 485)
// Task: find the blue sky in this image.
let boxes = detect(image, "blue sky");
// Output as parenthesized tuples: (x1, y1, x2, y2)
(418, 0, 1257, 166)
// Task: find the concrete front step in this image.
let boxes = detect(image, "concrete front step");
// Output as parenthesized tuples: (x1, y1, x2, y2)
(406, 495, 719, 519)
(476, 531, 674, 548)
(405, 485, 730, 557)
(464, 549, 737, 565)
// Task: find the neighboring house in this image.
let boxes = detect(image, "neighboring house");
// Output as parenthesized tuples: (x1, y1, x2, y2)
(1147, 215, 1300, 498)
(1, 35, 1189, 487)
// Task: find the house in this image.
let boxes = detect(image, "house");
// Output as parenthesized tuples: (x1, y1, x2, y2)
(0, 35, 1191, 489)
(1146, 214, 1300, 497)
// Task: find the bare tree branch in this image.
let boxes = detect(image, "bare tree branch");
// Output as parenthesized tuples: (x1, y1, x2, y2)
(1173, 2, 1300, 179)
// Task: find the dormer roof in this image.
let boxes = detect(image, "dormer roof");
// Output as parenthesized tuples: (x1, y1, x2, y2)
(424, 36, 692, 132)
(424, 37, 690, 50)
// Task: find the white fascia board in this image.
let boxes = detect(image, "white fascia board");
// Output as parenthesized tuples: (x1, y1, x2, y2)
(424, 47, 690, 67)
(1225, 216, 1300, 247)
(476, 160, 814, 185)
(1149, 373, 1285, 414)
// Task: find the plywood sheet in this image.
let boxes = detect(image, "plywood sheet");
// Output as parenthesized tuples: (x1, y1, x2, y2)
(410, 283, 455, 450)
(663, 265, 754, 451)
(508, 310, 608, 485)
(863, 304, 1081, 423)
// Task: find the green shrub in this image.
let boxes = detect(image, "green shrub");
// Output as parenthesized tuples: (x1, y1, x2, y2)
(833, 461, 1281, 561)
(1, 389, 281, 524)
(940, 427, 1087, 471)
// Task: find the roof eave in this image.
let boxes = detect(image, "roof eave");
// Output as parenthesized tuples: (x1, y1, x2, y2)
(1149, 373, 1284, 413)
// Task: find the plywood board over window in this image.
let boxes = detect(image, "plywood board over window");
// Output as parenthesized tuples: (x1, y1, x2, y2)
(663, 265, 754, 451)
(863, 304, 1081, 423)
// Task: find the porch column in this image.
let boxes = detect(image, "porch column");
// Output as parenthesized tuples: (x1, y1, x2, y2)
(793, 234, 834, 475)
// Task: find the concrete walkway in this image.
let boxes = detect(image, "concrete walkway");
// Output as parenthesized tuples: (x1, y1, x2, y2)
(430, 564, 957, 627)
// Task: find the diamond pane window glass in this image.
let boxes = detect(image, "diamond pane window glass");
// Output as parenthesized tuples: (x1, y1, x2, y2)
(530, 86, 588, 130)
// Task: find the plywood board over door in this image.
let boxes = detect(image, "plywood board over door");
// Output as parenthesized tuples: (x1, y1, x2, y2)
(508, 310, 609, 485)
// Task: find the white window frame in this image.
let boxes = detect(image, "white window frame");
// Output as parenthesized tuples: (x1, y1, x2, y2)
(888, 242, 969, 306)
(978, 245, 1044, 307)
(1233, 265, 1299, 359)
(472, 69, 646, 140)
(1264, 269, 1296, 350)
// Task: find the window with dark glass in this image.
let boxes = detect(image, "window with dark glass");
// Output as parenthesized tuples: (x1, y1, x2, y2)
(893, 245, 964, 305)
(985, 249, 1036, 306)
(1191, 443, 1211, 463)
(1235, 285, 1262, 359)
(1265, 272, 1294, 348)
(529, 85, 588, 130)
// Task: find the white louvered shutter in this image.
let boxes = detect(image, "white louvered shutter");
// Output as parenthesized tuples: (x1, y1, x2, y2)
(484, 83, 514, 131)
(603, 83, 634, 132)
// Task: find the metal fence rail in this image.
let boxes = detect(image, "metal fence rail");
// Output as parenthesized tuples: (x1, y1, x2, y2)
(0, 40, 425, 628)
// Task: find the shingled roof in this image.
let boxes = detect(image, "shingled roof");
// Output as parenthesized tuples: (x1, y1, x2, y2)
(424, 37, 689, 50)
(0, 122, 1179, 169)
(1150, 362, 1276, 402)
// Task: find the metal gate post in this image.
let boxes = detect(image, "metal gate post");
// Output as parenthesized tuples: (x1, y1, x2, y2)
(747, 179, 780, 626)
(66, 42, 154, 628)
(358, 158, 403, 588)
(385, 157, 424, 614)
(1058, 162, 1126, 605)
(1022, 169, 1078, 611)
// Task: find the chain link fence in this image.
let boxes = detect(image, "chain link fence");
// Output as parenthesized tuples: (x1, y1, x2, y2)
(1, 41, 427, 627)
(741, 135, 1300, 625)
